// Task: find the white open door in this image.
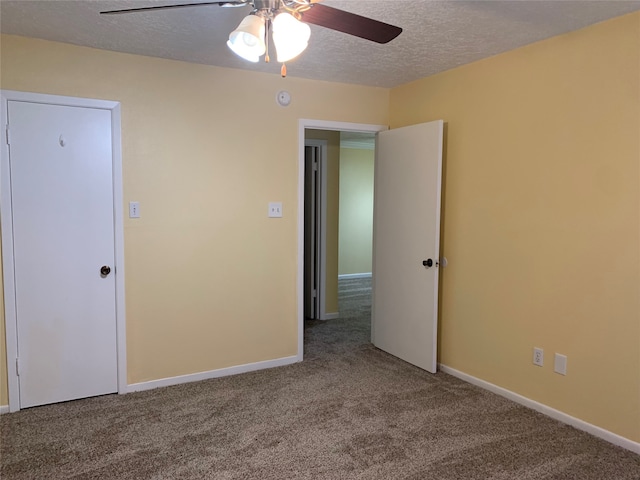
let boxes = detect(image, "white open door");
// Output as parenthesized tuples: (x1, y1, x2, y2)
(372, 120, 444, 373)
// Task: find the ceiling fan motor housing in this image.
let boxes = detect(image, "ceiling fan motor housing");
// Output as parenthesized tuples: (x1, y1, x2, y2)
(254, 0, 282, 15)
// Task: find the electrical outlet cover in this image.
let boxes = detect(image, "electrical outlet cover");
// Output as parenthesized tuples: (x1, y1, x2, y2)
(533, 347, 544, 367)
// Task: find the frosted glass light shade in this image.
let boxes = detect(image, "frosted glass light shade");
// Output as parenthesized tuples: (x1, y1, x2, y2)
(272, 12, 310, 63)
(227, 15, 266, 62)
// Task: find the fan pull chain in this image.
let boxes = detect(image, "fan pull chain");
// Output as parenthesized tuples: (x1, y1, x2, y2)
(281, 63, 287, 78)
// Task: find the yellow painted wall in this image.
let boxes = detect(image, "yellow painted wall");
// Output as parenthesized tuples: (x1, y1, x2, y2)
(0, 34, 388, 395)
(305, 129, 340, 315)
(390, 13, 640, 442)
(338, 147, 374, 275)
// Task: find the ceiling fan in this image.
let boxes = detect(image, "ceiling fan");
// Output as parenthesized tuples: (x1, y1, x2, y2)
(101, 0, 402, 77)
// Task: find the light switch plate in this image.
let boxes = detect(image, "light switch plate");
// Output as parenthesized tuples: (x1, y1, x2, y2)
(129, 201, 140, 218)
(268, 202, 283, 218)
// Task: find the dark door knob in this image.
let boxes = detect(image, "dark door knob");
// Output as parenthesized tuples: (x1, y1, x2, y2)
(422, 259, 433, 267)
(100, 265, 111, 276)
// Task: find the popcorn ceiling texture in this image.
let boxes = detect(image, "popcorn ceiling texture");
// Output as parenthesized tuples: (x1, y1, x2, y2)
(1, 0, 639, 87)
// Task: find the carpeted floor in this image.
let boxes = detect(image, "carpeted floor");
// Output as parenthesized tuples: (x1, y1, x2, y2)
(1, 277, 639, 479)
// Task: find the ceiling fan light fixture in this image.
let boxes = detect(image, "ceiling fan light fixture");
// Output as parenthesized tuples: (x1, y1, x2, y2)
(227, 14, 266, 62)
(272, 12, 311, 63)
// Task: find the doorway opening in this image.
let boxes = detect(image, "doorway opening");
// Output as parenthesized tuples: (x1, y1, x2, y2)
(300, 119, 445, 373)
(298, 120, 386, 360)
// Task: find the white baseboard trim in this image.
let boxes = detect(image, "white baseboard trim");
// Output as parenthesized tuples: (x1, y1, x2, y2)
(0, 405, 9, 414)
(338, 273, 372, 279)
(128, 355, 299, 393)
(438, 364, 640, 455)
(320, 312, 339, 320)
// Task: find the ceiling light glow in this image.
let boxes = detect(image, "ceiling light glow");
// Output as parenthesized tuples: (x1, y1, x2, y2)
(227, 14, 266, 63)
(272, 12, 311, 63)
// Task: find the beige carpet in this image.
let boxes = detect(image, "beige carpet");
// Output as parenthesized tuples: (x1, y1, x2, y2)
(1, 277, 639, 479)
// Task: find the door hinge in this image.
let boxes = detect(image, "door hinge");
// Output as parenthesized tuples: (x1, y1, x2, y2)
(5, 124, 9, 145)
(312, 160, 318, 171)
(15, 358, 20, 377)
(312, 289, 317, 298)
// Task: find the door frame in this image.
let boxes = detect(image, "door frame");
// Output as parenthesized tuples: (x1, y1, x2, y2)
(303, 139, 328, 320)
(1, 90, 127, 411)
(297, 119, 387, 360)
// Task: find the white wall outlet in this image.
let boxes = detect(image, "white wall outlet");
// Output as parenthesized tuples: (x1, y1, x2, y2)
(129, 201, 140, 218)
(268, 202, 283, 218)
(554, 353, 567, 375)
(533, 347, 544, 367)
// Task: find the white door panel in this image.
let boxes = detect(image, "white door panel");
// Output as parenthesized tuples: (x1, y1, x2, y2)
(9, 100, 117, 407)
(372, 121, 443, 373)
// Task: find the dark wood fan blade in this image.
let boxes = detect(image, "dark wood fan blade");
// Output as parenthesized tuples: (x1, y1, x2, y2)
(299, 3, 401, 44)
(100, 1, 247, 15)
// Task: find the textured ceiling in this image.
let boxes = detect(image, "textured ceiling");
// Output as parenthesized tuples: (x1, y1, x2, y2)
(2, 0, 639, 88)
